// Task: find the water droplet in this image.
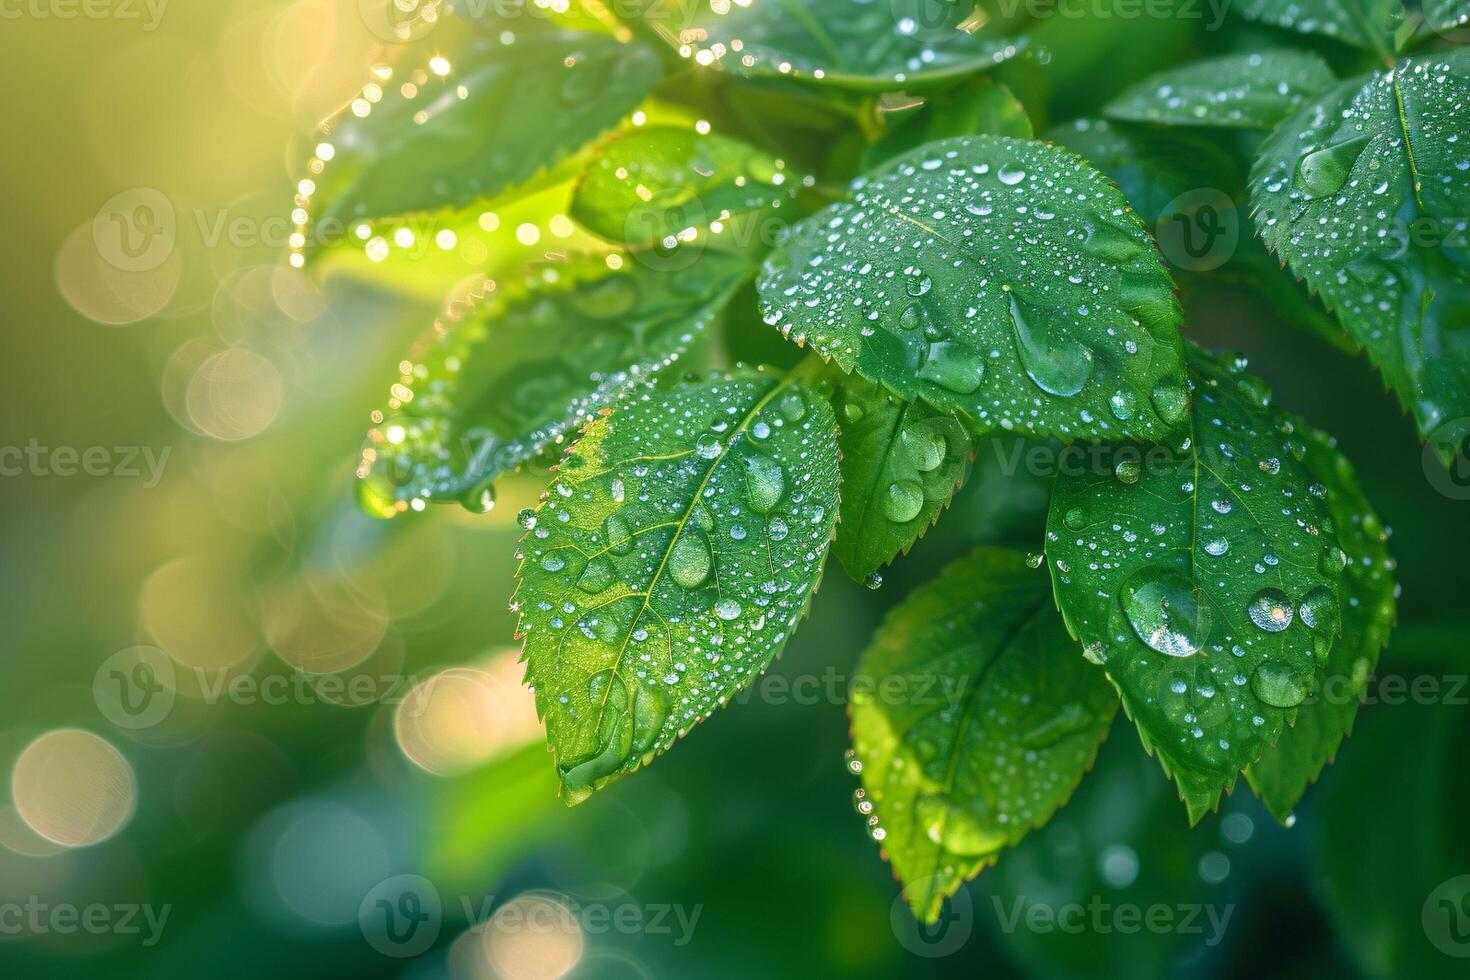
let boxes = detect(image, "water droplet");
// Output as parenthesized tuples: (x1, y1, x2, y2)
(695, 433, 722, 459)
(1247, 588, 1293, 632)
(1295, 136, 1370, 199)
(899, 425, 946, 473)
(863, 571, 883, 590)
(714, 598, 742, 621)
(1121, 566, 1209, 657)
(778, 390, 806, 421)
(1150, 383, 1189, 426)
(1108, 391, 1136, 421)
(899, 303, 925, 330)
(906, 273, 933, 297)
(882, 480, 924, 523)
(605, 512, 634, 555)
(1202, 536, 1229, 557)
(517, 508, 537, 530)
(460, 480, 495, 514)
(577, 557, 616, 593)
(1025, 551, 1044, 569)
(1115, 458, 1141, 484)
(1297, 586, 1337, 632)
(743, 454, 785, 514)
(918, 341, 985, 394)
(540, 554, 567, 572)
(1250, 661, 1308, 708)
(1063, 507, 1085, 530)
(669, 529, 712, 589)
(1009, 294, 1093, 397)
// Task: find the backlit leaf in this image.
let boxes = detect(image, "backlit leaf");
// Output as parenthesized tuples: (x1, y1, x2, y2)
(637, 0, 1025, 92)
(358, 252, 750, 515)
(851, 547, 1117, 921)
(571, 123, 798, 248)
(516, 370, 840, 802)
(758, 135, 1189, 442)
(307, 28, 660, 233)
(1234, 0, 1402, 58)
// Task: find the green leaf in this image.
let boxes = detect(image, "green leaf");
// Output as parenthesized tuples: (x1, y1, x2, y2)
(831, 373, 972, 580)
(1046, 346, 1349, 823)
(515, 369, 840, 802)
(863, 77, 1033, 171)
(1104, 51, 1337, 130)
(306, 29, 660, 233)
(1424, 0, 1470, 39)
(1234, 0, 1403, 58)
(1245, 423, 1396, 819)
(1250, 51, 1470, 465)
(359, 252, 751, 515)
(758, 135, 1189, 442)
(850, 547, 1118, 922)
(637, 0, 1025, 92)
(1043, 117, 1242, 225)
(571, 123, 798, 249)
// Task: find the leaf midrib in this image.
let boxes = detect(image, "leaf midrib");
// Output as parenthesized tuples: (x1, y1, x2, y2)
(587, 376, 794, 743)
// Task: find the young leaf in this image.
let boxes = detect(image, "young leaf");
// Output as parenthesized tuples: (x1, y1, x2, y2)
(308, 29, 660, 232)
(1234, 0, 1402, 58)
(571, 123, 798, 249)
(831, 373, 972, 580)
(1046, 346, 1349, 823)
(1104, 51, 1337, 129)
(515, 370, 840, 803)
(757, 135, 1190, 443)
(1250, 52, 1470, 465)
(863, 77, 1033, 171)
(634, 0, 1024, 92)
(359, 252, 751, 515)
(1245, 423, 1396, 819)
(850, 547, 1118, 922)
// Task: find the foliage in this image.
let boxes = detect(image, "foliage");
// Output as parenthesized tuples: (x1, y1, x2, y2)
(292, 0, 1470, 936)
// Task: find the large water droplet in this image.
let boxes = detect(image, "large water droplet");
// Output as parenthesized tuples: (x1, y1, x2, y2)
(1121, 566, 1209, 657)
(669, 529, 712, 589)
(1250, 661, 1308, 708)
(605, 512, 634, 555)
(899, 424, 946, 473)
(1151, 383, 1189, 426)
(577, 557, 616, 593)
(743, 454, 785, 514)
(1298, 586, 1337, 632)
(882, 480, 924, 523)
(918, 341, 985, 394)
(1247, 588, 1293, 632)
(1009, 294, 1093, 397)
(1295, 136, 1370, 199)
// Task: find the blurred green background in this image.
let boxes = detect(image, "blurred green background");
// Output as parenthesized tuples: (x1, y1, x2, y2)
(2, 1, 1469, 977)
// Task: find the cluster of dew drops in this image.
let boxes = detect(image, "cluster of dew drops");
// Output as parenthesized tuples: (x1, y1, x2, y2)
(513, 377, 838, 772)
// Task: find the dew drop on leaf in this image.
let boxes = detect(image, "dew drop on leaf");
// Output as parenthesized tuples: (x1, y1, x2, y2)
(1121, 566, 1209, 657)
